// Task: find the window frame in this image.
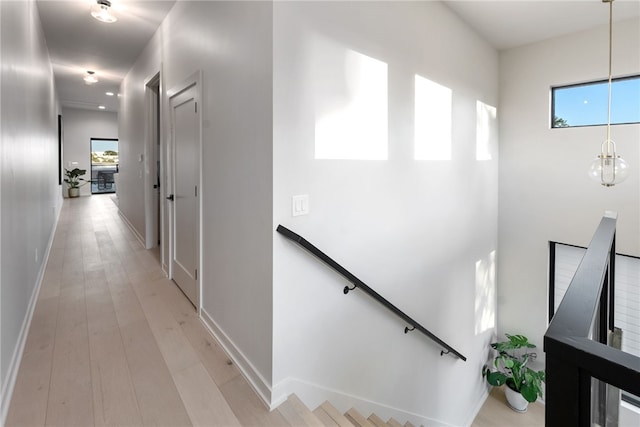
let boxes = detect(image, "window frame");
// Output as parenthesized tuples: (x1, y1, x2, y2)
(551, 74, 640, 129)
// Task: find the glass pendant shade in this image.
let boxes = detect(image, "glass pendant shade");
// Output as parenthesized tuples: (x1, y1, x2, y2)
(588, 141, 629, 187)
(91, 0, 117, 23)
(84, 71, 98, 85)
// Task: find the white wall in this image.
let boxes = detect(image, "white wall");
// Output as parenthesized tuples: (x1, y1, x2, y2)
(499, 18, 640, 357)
(273, 2, 499, 425)
(0, 0, 61, 423)
(61, 108, 118, 197)
(118, 0, 274, 399)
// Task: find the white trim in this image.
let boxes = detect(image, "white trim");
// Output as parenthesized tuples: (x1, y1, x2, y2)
(272, 377, 457, 427)
(117, 209, 145, 248)
(143, 71, 161, 250)
(0, 204, 61, 426)
(463, 388, 490, 427)
(200, 308, 273, 408)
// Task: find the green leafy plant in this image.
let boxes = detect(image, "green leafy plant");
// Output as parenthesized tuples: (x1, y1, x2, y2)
(64, 168, 89, 189)
(482, 334, 545, 403)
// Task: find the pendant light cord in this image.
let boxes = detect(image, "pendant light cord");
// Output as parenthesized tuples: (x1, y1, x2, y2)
(606, 0, 613, 152)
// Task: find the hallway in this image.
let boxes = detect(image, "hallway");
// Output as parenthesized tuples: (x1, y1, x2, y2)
(5, 195, 286, 426)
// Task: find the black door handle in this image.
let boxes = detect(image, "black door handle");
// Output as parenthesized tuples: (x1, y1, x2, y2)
(166, 194, 174, 201)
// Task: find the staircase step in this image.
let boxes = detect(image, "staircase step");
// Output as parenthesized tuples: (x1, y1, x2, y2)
(345, 408, 375, 427)
(313, 406, 340, 426)
(318, 401, 356, 427)
(387, 418, 403, 427)
(367, 413, 388, 427)
(278, 394, 325, 427)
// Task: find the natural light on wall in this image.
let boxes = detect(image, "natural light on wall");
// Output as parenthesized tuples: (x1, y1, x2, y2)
(414, 75, 452, 160)
(475, 250, 496, 335)
(314, 48, 388, 160)
(476, 101, 497, 161)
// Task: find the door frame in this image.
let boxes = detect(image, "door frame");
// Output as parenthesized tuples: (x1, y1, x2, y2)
(166, 70, 203, 311)
(144, 72, 161, 253)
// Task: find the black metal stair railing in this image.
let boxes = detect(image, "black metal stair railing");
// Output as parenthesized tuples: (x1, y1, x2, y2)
(544, 214, 640, 426)
(276, 224, 466, 361)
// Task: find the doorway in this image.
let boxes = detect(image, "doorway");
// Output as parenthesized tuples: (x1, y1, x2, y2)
(145, 74, 161, 253)
(90, 138, 118, 194)
(167, 74, 201, 308)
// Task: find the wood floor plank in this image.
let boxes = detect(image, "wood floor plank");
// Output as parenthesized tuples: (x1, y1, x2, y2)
(45, 286, 94, 426)
(85, 275, 143, 427)
(131, 278, 201, 374)
(219, 373, 290, 427)
(5, 346, 54, 426)
(119, 319, 193, 426)
(471, 387, 544, 427)
(88, 328, 142, 426)
(178, 311, 241, 387)
(173, 363, 241, 427)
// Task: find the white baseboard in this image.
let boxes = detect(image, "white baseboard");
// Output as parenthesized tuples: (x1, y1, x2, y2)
(0, 203, 61, 426)
(463, 387, 490, 427)
(199, 308, 273, 408)
(272, 377, 457, 427)
(117, 209, 145, 248)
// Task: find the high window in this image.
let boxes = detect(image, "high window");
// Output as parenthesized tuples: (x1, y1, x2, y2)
(551, 75, 640, 128)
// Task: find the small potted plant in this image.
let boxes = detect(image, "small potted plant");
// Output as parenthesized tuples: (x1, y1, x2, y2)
(64, 168, 89, 198)
(482, 334, 545, 412)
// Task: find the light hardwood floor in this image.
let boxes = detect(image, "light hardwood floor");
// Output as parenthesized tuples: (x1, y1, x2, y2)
(6, 195, 288, 427)
(471, 388, 544, 427)
(6, 195, 543, 427)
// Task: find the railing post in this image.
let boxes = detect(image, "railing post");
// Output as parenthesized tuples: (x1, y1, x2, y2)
(545, 352, 591, 427)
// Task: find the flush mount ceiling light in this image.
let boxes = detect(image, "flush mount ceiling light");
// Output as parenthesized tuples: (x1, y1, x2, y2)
(91, 0, 117, 23)
(84, 70, 98, 85)
(588, 0, 629, 187)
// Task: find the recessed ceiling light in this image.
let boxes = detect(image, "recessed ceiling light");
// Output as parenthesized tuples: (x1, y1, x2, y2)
(91, 0, 117, 24)
(84, 70, 98, 85)
(105, 92, 114, 96)
(98, 105, 106, 110)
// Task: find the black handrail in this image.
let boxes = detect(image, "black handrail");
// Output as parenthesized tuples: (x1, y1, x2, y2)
(544, 215, 640, 426)
(276, 224, 466, 361)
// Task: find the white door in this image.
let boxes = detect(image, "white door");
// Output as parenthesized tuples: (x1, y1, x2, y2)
(169, 82, 199, 307)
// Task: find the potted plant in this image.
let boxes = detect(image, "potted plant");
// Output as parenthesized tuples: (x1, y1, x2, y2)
(482, 334, 545, 412)
(64, 168, 89, 198)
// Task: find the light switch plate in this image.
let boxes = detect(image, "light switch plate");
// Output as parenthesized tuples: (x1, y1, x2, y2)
(292, 194, 309, 217)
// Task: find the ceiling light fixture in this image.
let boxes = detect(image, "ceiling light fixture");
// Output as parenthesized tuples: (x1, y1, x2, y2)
(98, 105, 106, 110)
(588, 0, 628, 187)
(105, 91, 114, 96)
(84, 70, 98, 85)
(91, 0, 117, 24)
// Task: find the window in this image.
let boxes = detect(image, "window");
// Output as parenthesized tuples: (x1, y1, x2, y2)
(551, 75, 640, 128)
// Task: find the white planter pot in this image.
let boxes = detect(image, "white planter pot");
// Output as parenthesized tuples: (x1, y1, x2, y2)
(505, 386, 529, 413)
(68, 187, 80, 198)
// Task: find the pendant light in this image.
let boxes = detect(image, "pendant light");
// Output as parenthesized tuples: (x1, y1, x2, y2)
(84, 70, 98, 85)
(587, 0, 628, 187)
(91, 0, 117, 24)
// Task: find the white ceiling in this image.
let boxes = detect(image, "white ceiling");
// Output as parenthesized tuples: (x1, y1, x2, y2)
(444, 0, 640, 51)
(36, 0, 175, 112)
(36, 0, 640, 114)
